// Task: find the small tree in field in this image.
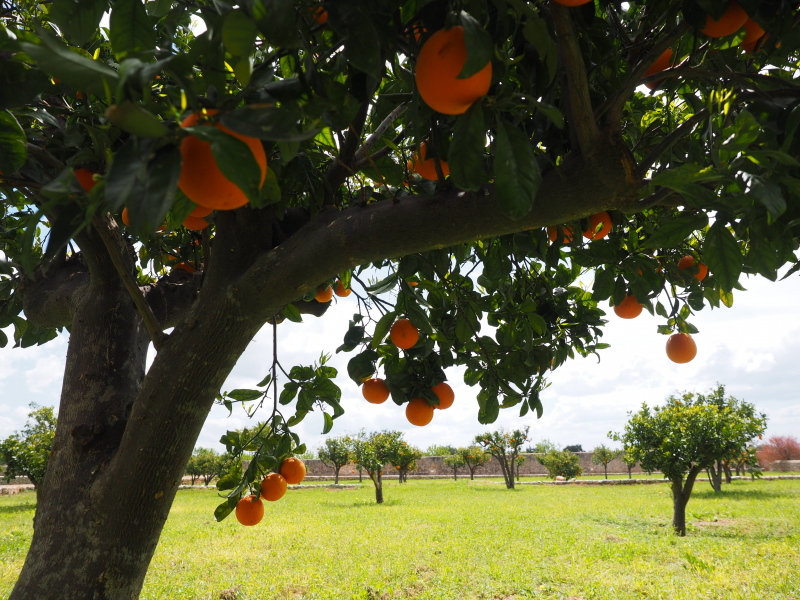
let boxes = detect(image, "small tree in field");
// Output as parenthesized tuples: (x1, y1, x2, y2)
(0, 404, 56, 488)
(185, 448, 224, 485)
(564, 445, 583, 453)
(458, 447, 491, 480)
(443, 453, 466, 481)
(425, 445, 457, 457)
(386, 439, 422, 483)
(475, 427, 529, 489)
(318, 436, 351, 485)
(537, 450, 582, 481)
(591, 445, 620, 479)
(348, 431, 398, 504)
(527, 440, 559, 454)
(614, 387, 767, 536)
(620, 448, 638, 480)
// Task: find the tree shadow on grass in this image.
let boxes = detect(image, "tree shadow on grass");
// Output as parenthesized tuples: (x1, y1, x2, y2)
(691, 487, 799, 502)
(0, 502, 36, 515)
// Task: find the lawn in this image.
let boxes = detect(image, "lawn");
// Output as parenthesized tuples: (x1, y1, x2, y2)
(1, 478, 799, 599)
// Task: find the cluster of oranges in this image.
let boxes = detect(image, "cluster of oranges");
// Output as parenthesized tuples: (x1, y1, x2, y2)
(361, 318, 455, 427)
(234, 457, 306, 526)
(611, 255, 706, 365)
(315, 280, 351, 302)
(547, 212, 613, 243)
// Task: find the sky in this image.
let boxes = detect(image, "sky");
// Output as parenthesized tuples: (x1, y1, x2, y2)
(2, 269, 799, 454)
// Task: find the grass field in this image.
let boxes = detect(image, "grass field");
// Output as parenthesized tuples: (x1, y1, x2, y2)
(1, 478, 799, 599)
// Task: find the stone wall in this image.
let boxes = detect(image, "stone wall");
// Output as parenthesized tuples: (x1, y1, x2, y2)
(304, 452, 648, 480)
(771, 460, 800, 472)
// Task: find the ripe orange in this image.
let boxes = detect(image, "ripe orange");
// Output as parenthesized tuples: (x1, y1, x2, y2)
(741, 19, 766, 53)
(415, 26, 492, 115)
(260, 473, 287, 502)
(583, 212, 612, 240)
(280, 457, 306, 484)
(315, 284, 333, 302)
(613, 295, 643, 319)
(189, 205, 214, 218)
(406, 398, 434, 426)
(548, 225, 574, 243)
(74, 168, 97, 192)
(700, 1, 748, 38)
(121, 207, 130, 226)
(552, 0, 592, 5)
(312, 6, 327, 24)
(666, 333, 697, 364)
(390, 318, 419, 349)
(183, 215, 209, 230)
(644, 48, 674, 90)
(235, 494, 264, 526)
(178, 110, 267, 210)
(173, 262, 195, 273)
(334, 280, 351, 297)
(408, 142, 450, 181)
(363, 378, 390, 404)
(431, 382, 454, 409)
(677, 255, 708, 282)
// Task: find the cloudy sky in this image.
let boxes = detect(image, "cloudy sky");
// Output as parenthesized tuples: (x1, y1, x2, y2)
(2, 267, 798, 454)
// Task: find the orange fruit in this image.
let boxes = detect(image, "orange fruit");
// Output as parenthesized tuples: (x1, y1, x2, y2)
(280, 457, 306, 484)
(189, 205, 214, 218)
(666, 333, 697, 364)
(178, 110, 267, 210)
(390, 318, 419, 349)
(334, 280, 351, 297)
(700, 1, 748, 38)
(552, 0, 592, 5)
(431, 382, 454, 409)
(408, 142, 450, 181)
(408, 280, 418, 287)
(183, 215, 209, 230)
(677, 255, 708, 282)
(644, 48, 674, 90)
(74, 168, 97, 192)
(363, 378, 390, 404)
(173, 262, 195, 273)
(235, 494, 264, 526)
(406, 397, 434, 426)
(312, 6, 327, 24)
(315, 284, 333, 302)
(260, 473, 287, 502)
(548, 225, 574, 243)
(613, 295, 643, 319)
(409, 24, 427, 41)
(121, 207, 130, 226)
(741, 19, 766, 53)
(415, 26, 492, 115)
(583, 212, 612, 240)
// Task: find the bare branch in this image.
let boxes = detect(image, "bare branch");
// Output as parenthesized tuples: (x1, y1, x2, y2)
(354, 103, 407, 163)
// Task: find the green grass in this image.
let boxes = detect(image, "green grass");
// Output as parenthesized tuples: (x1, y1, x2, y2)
(2, 479, 799, 599)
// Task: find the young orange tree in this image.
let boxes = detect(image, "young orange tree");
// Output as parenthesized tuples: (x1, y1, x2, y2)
(475, 427, 530, 488)
(1, 0, 799, 595)
(457, 446, 491, 480)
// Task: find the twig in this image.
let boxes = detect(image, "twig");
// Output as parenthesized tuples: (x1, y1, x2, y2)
(90, 213, 167, 350)
(638, 109, 708, 174)
(353, 104, 408, 163)
(620, 186, 681, 215)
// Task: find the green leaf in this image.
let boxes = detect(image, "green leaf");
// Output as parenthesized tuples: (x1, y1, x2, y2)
(282, 303, 303, 323)
(643, 213, 709, 250)
(252, 0, 299, 49)
(214, 500, 235, 522)
(0, 329, 7, 348)
(221, 106, 315, 142)
(722, 110, 761, 154)
(493, 118, 540, 220)
(48, 0, 107, 47)
(703, 221, 743, 293)
(343, 10, 382, 80)
(105, 101, 168, 138)
(183, 126, 262, 205)
(748, 175, 786, 221)
(18, 27, 119, 96)
(105, 140, 146, 212)
(279, 381, 300, 405)
(222, 9, 257, 56)
(365, 272, 398, 294)
(347, 349, 378, 384)
(720, 288, 734, 308)
(254, 168, 281, 208)
(109, 0, 157, 58)
(256, 374, 272, 387)
(227, 389, 263, 402)
(458, 12, 493, 79)
(405, 301, 433, 336)
(0, 110, 27, 174)
(372, 311, 396, 348)
(322, 412, 334, 435)
(448, 103, 486, 191)
(44, 201, 86, 260)
(143, 145, 181, 230)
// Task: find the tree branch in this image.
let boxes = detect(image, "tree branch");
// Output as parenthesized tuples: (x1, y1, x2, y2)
(324, 100, 371, 202)
(641, 67, 800, 91)
(90, 214, 167, 350)
(619, 186, 682, 215)
(550, 3, 600, 153)
(353, 104, 407, 164)
(638, 110, 708, 175)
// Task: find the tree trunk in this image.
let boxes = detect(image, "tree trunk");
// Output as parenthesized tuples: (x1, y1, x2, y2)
(190, 474, 196, 485)
(671, 467, 701, 536)
(358, 467, 362, 482)
(372, 471, 383, 504)
(469, 465, 475, 480)
(723, 462, 732, 484)
(604, 463, 608, 479)
(453, 466, 457, 481)
(628, 465, 632, 479)
(708, 462, 722, 492)
(334, 466, 340, 485)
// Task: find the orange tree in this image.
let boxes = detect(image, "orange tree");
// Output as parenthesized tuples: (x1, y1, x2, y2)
(612, 386, 767, 535)
(317, 435, 351, 484)
(0, 0, 799, 595)
(457, 445, 491, 480)
(536, 448, 582, 480)
(385, 438, 422, 483)
(475, 426, 529, 488)
(346, 429, 401, 503)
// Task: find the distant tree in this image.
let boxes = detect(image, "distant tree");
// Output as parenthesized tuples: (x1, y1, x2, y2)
(425, 444, 456, 457)
(614, 386, 767, 536)
(525, 439, 559, 454)
(443, 453, 466, 481)
(185, 448, 225, 485)
(347, 431, 398, 504)
(295, 447, 318, 460)
(620, 448, 638, 480)
(318, 436, 351, 485)
(475, 427, 529, 489)
(537, 450, 582, 480)
(457, 446, 491, 480)
(386, 439, 422, 483)
(758, 435, 800, 471)
(514, 455, 526, 482)
(591, 445, 620, 479)
(0, 404, 57, 488)
(564, 444, 583, 453)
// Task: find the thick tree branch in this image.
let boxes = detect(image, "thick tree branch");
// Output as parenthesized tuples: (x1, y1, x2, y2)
(19, 256, 89, 328)
(90, 214, 167, 350)
(620, 186, 682, 215)
(550, 3, 600, 153)
(641, 67, 800, 91)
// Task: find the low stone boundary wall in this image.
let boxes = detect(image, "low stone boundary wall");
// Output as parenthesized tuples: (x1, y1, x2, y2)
(0, 484, 35, 495)
(771, 460, 800, 472)
(519, 475, 800, 486)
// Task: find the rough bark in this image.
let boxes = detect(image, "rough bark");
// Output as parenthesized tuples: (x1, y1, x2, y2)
(708, 462, 723, 492)
(627, 465, 632, 479)
(724, 462, 733, 484)
(604, 464, 608, 479)
(334, 466, 340, 485)
(671, 466, 702, 536)
(371, 471, 383, 504)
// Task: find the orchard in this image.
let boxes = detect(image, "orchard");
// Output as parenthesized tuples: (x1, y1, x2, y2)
(1, 0, 800, 597)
